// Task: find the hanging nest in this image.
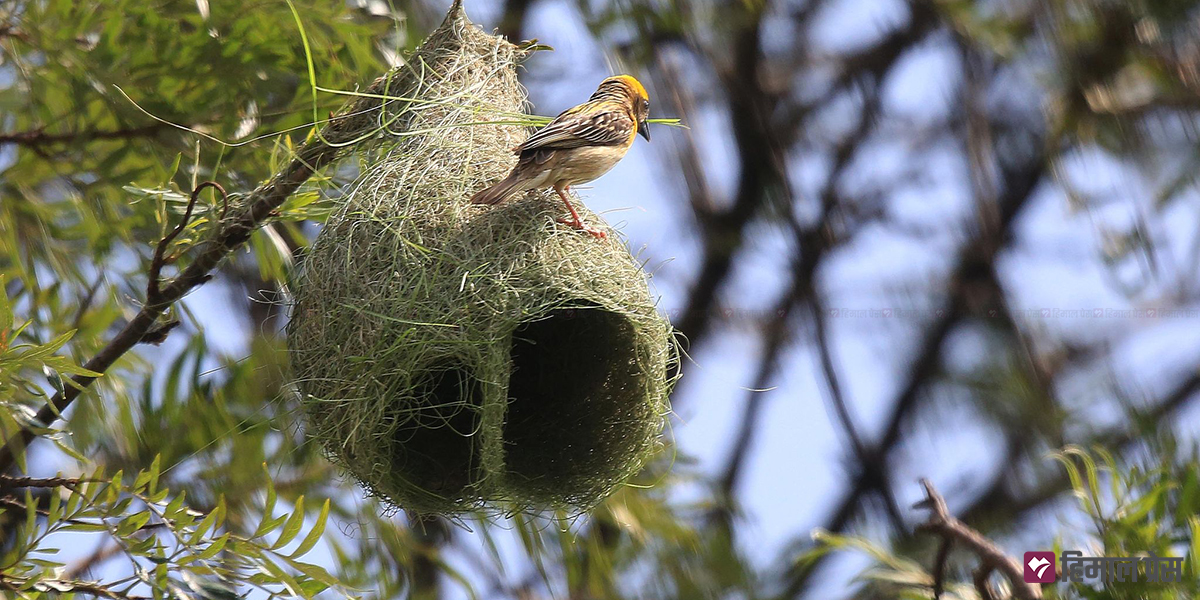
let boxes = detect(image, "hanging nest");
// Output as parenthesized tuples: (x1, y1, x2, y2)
(287, 1, 676, 514)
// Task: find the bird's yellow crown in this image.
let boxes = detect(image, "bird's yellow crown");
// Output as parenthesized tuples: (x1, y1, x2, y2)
(597, 75, 649, 102)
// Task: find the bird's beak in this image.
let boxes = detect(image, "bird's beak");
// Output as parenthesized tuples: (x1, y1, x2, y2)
(638, 120, 651, 142)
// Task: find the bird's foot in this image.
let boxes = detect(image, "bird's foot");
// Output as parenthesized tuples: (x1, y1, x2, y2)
(556, 217, 607, 239)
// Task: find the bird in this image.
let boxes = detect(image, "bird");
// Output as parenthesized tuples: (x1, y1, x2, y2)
(470, 74, 652, 239)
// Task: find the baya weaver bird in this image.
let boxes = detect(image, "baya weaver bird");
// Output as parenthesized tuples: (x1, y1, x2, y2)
(471, 74, 652, 239)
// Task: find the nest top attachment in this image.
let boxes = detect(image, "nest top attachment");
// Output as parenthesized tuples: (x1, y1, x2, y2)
(287, 3, 676, 514)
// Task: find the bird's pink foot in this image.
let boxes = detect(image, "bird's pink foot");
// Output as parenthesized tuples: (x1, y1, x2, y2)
(556, 217, 607, 239)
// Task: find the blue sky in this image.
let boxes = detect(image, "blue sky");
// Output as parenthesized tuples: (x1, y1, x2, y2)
(468, 0, 1200, 588)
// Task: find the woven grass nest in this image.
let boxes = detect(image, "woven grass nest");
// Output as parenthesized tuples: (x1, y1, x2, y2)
(287, 1, 676, 514)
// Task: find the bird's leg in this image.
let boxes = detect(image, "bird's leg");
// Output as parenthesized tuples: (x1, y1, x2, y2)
(555, 185, 585, 228)
(554, 185, 605, 239)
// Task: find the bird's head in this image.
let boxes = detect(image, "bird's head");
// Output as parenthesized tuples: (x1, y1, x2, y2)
(594, 75, 651, 142)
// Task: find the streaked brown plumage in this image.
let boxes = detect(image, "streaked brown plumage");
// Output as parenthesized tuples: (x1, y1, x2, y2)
(471, 75, 652, 239)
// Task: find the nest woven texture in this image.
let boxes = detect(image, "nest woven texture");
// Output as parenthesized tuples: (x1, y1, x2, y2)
(287, 2, 675, 514)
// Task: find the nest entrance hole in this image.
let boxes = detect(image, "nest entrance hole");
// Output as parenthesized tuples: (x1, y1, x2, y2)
(503, 304, 648, 497)
(388, 362, 483, 500)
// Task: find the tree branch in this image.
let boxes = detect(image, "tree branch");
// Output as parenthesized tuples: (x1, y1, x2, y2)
(0, 60, 414, 473)
(915, 478, 1042, 600)
(957, 369, 1200, 528)
(973, 565, 1000, 600)
(0, 475, 89, 489)
(0, 577, 149, 600)
(710, 75, 906, 531)
(779, 135, 1047, 599)
(497, 0, 533, 42)
(672, 0, 937, 376)
(146, 182, 226, 304)
(0, 123, 169, 147)
(65, 541, 124, 580)
(931, 534, 952, 599)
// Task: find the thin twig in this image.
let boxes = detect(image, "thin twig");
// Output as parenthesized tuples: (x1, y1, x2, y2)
(973, 565, 1000, 600)
(914, 478, 1042, 600)
(0, 577, 150, 600)
(808, 152, 1046, 534)
(0, 475, 92, 489)
(808, 296, 871, 467)
(671, 4, 790, 356)
(931, 534, 951, 599)
(0, 496, 166, 533)
(0, 30, 429, 472)
(147, 182, 225, 305)
(65, 541, 123, 579)
(70, 275, 106, 332)
(708, 1, 911, 530)
(0, 497, 94, 529)
(0, 124, 168, 148)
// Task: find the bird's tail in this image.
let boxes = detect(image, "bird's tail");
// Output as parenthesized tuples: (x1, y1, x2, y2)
(470, 173, 525, 205)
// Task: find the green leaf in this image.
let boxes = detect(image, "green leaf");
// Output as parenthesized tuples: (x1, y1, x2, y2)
(258, 555, 302, 597)
(212, 496, 226, 530)
(297, 578, 331, 597)
(289, 499, 329, 559)
(189, 504, 219, 545)
(127, 535, 156, 555)
(63, 485, 82, 517)
(116, 510, 152, 537)
(148, 487, 170, 505)
(49, 436, 88, 464)
(194, 533, 229, 561)
(147, 455, 161, 495)
(44, 366, 64, 398)
(23, 489, 36, 538)
(254, 470, 281, 539)
(133, 468, 152, 494)
(18, 330, 75, 362)
(166, 152, 182, 180)
(1189, 516, 1200, 579)
(164, 491, 187, 520)
(282, 555, 342, 588)
(60, 522, 109, 533)
(0, 276, 12, 336)
(111, 496, 134, 517)
(105, 471, 124, 505)
(271, 496, 305, 550)
(46, 488, 62, 527)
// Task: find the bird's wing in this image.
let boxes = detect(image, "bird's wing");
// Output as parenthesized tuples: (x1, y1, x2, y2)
(515, 102, 634, 153)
